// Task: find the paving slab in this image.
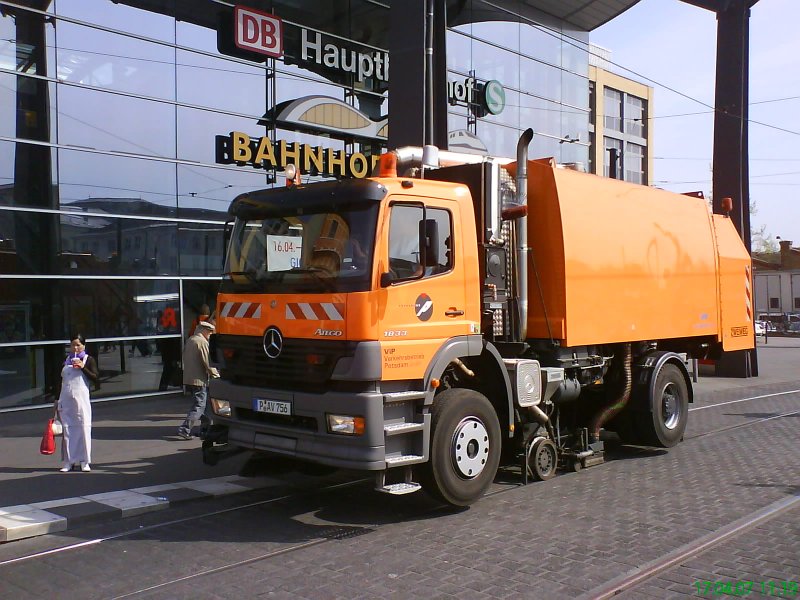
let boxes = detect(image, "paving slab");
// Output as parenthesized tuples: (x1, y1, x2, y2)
(0, 508, 67, 542)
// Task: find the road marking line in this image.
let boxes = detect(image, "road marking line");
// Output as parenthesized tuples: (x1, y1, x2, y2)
(689, 388, 800, 412)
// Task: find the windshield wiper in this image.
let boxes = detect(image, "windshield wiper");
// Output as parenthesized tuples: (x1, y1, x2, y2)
(288, 267, 337, 291)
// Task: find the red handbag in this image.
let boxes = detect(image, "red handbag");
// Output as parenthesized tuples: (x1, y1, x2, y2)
(40, 419, 56, 455)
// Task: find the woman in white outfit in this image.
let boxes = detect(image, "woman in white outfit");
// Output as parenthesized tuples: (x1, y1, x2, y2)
(56, 334, 99, 472)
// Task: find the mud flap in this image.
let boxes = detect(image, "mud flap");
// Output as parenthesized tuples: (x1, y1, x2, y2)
(201, 424, 243, 466)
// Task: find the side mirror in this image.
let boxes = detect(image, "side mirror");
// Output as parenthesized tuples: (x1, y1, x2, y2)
(420, 218, 439, 266)
(380, 271, 396, 287)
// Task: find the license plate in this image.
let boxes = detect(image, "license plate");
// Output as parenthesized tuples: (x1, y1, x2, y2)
(253, 398, 292, 415)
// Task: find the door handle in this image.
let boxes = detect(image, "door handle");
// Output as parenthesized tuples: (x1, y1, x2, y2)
(445, 308, 464, 317)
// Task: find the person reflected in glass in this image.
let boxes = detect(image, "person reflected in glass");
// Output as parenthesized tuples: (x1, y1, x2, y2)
(157, 336, 182, 391)
(55, 334, 99, 472)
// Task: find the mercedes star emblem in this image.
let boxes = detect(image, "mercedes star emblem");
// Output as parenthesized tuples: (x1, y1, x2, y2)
(262, 326, 283, 359)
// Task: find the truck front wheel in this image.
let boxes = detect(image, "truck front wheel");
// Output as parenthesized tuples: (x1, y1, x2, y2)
(419, 388, 501, 506)
(637, 363, 689, 448)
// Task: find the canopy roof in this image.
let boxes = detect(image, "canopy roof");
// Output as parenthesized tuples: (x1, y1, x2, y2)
(523, 0, 641, 30)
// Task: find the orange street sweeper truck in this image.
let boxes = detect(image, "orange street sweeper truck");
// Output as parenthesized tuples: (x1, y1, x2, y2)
(203, 129, 754, 506)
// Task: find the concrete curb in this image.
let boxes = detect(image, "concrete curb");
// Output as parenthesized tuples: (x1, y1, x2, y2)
(0, 474, 270, 543)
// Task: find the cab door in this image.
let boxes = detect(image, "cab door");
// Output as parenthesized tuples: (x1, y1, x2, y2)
(377, 197, 473, 380)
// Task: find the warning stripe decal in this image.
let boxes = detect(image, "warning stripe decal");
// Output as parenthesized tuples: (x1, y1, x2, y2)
(220, 302, 262, 319)
(286, 302, 345, 321)
(745, 265, 752, 322)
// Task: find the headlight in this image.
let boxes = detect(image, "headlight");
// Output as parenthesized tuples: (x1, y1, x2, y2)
(326, 414, 365, 435)
(210, 398, 231, 417)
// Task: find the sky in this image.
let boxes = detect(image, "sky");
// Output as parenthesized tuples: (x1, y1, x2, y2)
(592, 0, 800, 250)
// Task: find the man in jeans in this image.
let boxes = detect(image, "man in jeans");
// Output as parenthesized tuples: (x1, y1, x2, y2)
(177, 320, 219, 439)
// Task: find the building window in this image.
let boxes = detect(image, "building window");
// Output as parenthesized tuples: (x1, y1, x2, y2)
(604, 137, 623, 178)
(794, 297, 800, 309)
(625, 142, 645, 185)
(604, 87, 622, 132)
(625, 95, 645, 137)
(770, 297, 780, 309)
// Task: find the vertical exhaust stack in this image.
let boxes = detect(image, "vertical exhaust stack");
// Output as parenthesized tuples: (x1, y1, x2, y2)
(424, 0, 434, 147)
(516, 129, 534, 340)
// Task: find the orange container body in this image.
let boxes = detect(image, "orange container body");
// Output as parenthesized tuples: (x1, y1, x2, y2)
(523, 158, 754, 350)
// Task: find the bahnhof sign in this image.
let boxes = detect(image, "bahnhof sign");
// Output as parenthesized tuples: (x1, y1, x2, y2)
(0, 0, 622, 410)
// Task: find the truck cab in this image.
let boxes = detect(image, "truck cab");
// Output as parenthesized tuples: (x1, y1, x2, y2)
(210, 172, 504, 502)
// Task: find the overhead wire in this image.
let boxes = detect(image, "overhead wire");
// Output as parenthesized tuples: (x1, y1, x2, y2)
(2, 5, 798, 181)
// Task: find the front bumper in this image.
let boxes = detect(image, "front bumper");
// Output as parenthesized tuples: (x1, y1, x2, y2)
(209, 378, 387, 470)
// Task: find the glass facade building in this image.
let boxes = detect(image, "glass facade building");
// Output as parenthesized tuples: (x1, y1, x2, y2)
(1, 0, 591, 410)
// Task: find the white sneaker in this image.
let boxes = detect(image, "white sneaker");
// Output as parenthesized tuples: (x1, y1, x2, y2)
(80, 463, 91, 472)
(59, 464, 71, 472)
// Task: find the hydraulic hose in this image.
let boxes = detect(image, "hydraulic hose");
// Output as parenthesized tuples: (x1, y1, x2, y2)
(589, 343, 632, 442)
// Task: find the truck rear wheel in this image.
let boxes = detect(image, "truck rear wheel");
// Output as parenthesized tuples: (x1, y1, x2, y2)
(636, 363, 688, 448)
(419, 388, 501, 507)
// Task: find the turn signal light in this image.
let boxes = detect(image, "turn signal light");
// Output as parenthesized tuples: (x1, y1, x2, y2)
(326, 414, 365, 435)
(210, 398, 231, 417)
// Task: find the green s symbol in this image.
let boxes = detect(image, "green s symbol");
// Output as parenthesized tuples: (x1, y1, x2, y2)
(483, 80, 505, 115)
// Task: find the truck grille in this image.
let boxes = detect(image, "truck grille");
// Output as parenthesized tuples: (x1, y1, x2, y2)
(236, 408, 318, 431)
(215, 334, 357, 393)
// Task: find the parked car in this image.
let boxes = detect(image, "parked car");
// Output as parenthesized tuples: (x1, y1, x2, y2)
(756, 314, 781, 332)
(755, 321, 766, 336)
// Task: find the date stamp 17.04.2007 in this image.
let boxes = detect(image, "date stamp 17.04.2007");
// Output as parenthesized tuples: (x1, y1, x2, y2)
(694, 580, 800, 597)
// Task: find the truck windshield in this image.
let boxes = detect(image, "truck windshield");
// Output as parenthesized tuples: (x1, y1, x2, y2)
(222, 204, 378, 293)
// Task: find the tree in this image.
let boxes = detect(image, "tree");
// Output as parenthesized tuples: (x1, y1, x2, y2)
(749, 201, 777, 253)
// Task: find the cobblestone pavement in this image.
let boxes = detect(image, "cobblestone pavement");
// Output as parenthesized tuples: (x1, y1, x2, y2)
(615, 503, 800, 599)
(1, 377, 798, 600)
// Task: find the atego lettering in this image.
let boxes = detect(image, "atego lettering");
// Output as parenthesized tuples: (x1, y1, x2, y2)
(315, 328, 343, 337)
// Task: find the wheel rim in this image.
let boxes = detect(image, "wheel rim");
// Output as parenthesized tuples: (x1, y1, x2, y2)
(534, 441, 556, 477)
(661, 382, 681, 430)
(451, 417, 490, 478)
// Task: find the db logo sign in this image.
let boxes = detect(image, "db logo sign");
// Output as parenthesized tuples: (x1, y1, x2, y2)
(234, 6, 283, 58)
